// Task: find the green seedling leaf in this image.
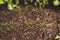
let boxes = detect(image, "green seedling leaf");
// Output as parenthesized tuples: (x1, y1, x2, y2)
(53, 0, 59, 6)
(55, 35, 60, 39)
(8, 4, 13, 10)
(0, 0, 5, 4)
(31, 0, 33, 2)
(12, 4, 17, 7)
(4, 0, 8, 2)
(36, 0, 40, 2)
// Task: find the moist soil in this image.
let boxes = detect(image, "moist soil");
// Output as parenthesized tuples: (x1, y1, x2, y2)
(0, 6, 60, 40)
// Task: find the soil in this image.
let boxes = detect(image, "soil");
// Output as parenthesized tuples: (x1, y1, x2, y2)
(0, 6, 60, 40)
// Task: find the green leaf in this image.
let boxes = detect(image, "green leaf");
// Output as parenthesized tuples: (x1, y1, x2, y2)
(31, 0, 33, 2)
(0, 0, 5, 4)
(53, 0, 59, 6)
(55, 35, 60, 39)
(36, 0, 40, 2)
(4, 0, 8, 2)
(8, 4, 13, 10)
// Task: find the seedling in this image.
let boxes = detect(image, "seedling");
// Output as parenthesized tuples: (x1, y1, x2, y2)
(36, 0, 48, 10)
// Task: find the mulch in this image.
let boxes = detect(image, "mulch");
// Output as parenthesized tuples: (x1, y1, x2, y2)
(0, 6, 60, 40)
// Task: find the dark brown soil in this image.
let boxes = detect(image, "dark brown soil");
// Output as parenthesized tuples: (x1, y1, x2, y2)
(0, 6, 60, 40)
